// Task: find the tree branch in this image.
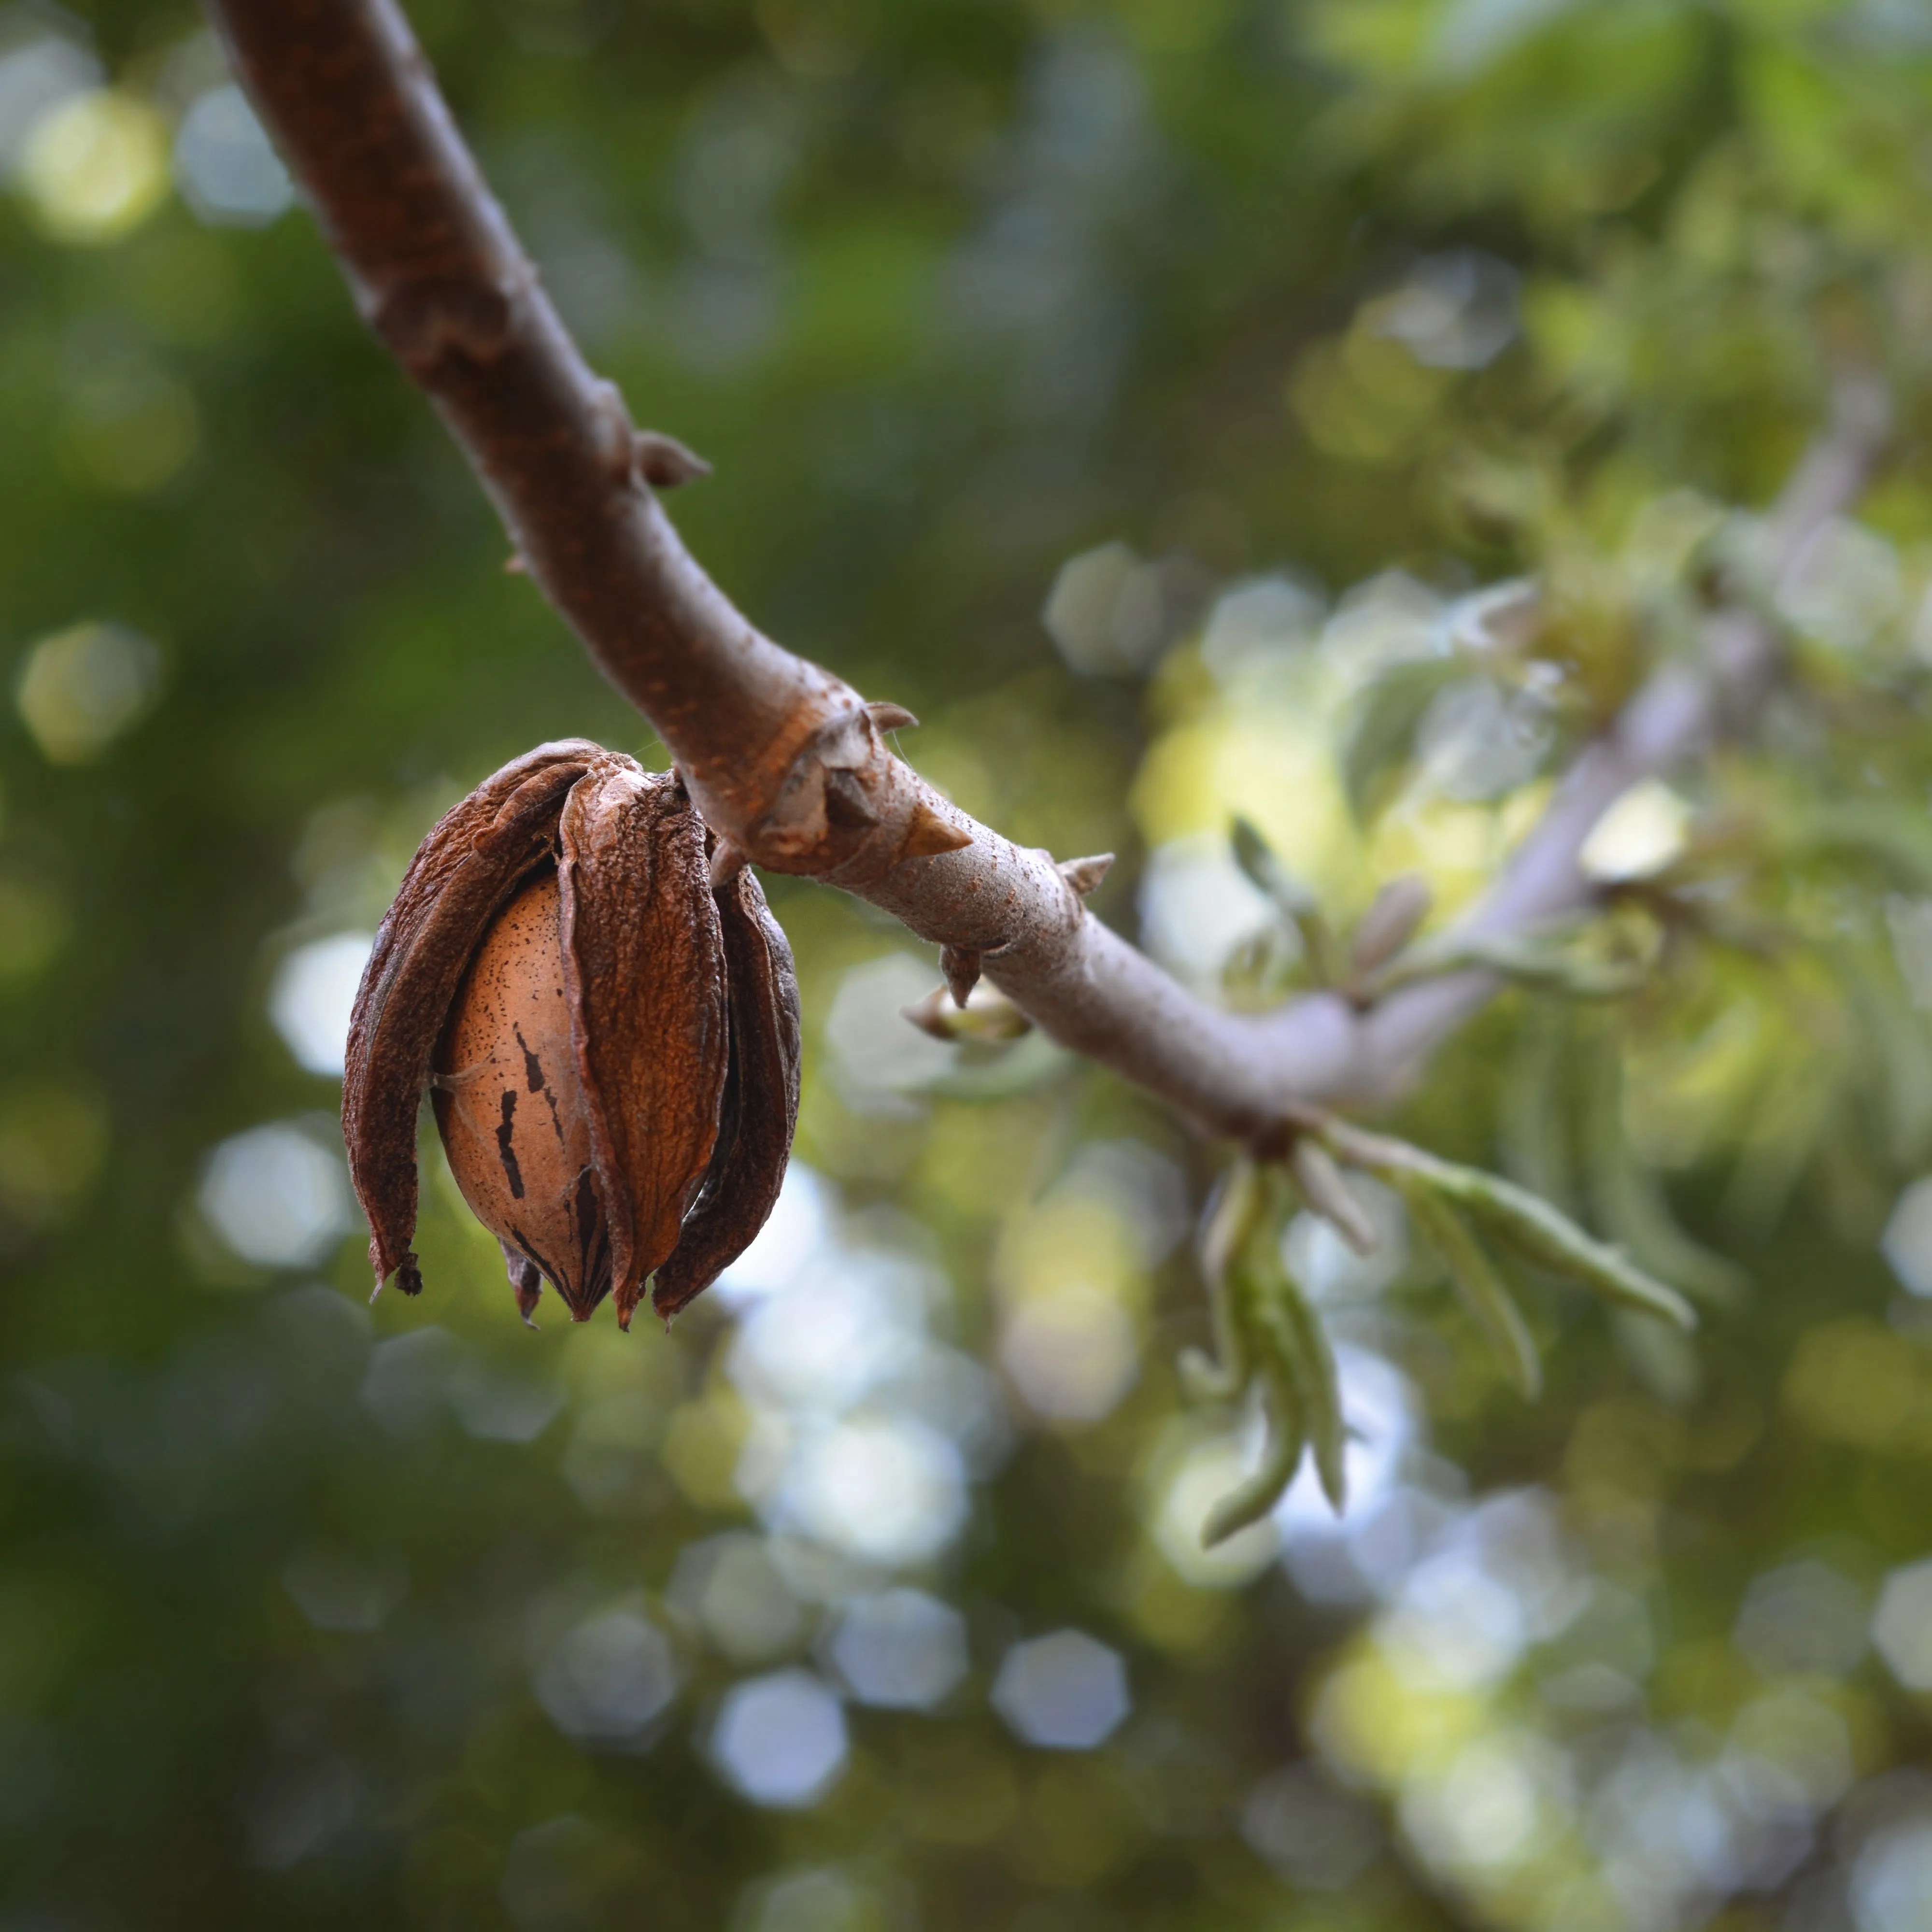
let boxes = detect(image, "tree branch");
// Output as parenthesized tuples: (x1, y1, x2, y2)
(205, 0, 1888, 1139)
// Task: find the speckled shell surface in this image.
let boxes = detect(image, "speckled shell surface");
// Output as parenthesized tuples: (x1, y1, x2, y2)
(433, 869, 611, 1320)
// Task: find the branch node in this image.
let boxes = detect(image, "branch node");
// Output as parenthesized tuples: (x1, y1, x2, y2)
(867, 701, 919, 733)
(366, 272, 520, 369)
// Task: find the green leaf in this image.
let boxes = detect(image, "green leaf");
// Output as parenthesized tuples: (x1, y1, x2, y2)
(1264, 1271, 1349, 1512)
(1369, 923, 1652, 1000)
(1420, 1157, 1697, 1329)
(1191, 1166, 1348, 1540)
(1199, 1158, 1267, 1290)
(1200, 1357, 1307, 1547)
(1402, 1181, 1543, 1399)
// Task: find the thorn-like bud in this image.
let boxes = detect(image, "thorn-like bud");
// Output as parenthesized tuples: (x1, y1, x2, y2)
(867, 701, 919, 733)
(504, 553, 528, 575)
(1058, 852, 1114, 898)
(635, 430, 711, 489)
(899, 798, 974, 861)
(941, 945, 981, 1007)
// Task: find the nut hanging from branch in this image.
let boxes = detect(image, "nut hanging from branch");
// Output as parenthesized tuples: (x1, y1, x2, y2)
(343, 740, 802, 1330)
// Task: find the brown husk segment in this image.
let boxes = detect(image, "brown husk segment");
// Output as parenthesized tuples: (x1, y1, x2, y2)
(558, 767, 729, 1327)
(653, 869, 803, 1320)
(344, 740, 622, 1294)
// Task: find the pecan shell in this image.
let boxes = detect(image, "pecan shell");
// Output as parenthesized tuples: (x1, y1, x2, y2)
(342, 741, 802, 1327)
(344, 739, 606, 1296)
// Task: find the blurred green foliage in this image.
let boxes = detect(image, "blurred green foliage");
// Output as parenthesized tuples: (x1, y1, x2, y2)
(7, 0, 1932, 1929)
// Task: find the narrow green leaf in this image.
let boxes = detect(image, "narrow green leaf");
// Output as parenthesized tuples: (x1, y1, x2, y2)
(1419, 1157, 1697, 1330)
(1200, 1360, 1307, 1548)
(1200, 1158, 1266, 1290)
(1184, 1160, 1267, 1402)
(1257, 1265, 1348, 1513)
(1371, 926, 1650, 1000)
(1403, 1181, 1543, 1399)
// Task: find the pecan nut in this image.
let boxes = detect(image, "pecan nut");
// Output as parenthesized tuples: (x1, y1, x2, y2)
(343, 740, 801, 1328)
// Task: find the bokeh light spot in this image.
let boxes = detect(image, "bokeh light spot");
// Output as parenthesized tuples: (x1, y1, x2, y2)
(14, 621, 161, 764)
(770, 1415, 967, 1566)
(19, 89, 169, 243)
(998, 1280, 1139, 1423)
(670, 1532, 807, 1665)
(992, 1630, 1129, 1750)
(199, 1122, 353, 1270)
(716, 1160, 833, 1306)
(1853, 1819, 1932, 1932)
(735, 1863, 884, 1932)
(448, 1361, 563, 1444)
(710, 1669, 849, 1808)
(1579, 780, 1690, 883)
(269, 933, 372, 1078)
(825, 1589, 968, 1710)
(1872, 1560, 1932, 1690)
(0, 24, 101, 174)
(533, 1609, 680, 1748)
(173, 84, 292, 226)
(1733, 1559, 1868, 1678)
(1881, 1176, 1932, 1298)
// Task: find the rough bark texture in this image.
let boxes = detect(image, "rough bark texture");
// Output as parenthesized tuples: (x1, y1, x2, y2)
(209, 0, 1889, 1140)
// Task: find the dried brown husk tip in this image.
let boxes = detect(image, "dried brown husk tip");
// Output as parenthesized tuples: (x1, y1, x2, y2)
(343, 741, 801, 1329)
